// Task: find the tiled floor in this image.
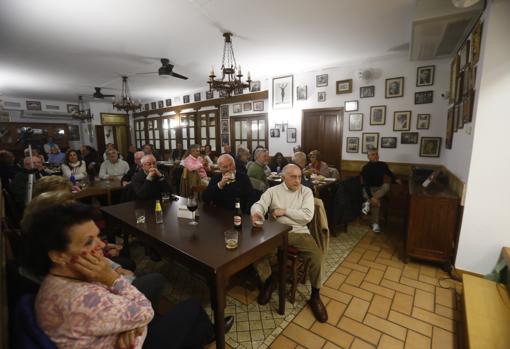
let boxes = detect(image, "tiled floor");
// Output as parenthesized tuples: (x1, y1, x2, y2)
(270, 222, 463, 349)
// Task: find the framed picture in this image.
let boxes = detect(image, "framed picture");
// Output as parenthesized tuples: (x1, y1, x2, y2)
(393, 111, 411, 131)
(220, 119, 229, 134)
(150, 102, 157, 109)
(219, 90, 228, 98)
(66, 104, 79, 114)
(164, 99, 171, 107)
(416, 114, 430, 129)
(194, 92, 201, 102)
(205, 91, 214, 100)
(416, 65, 435, 86)
(346, 137, 359, 153)
(318, 91, 326, 102)
(446, 107, 454, 149)
(420, 137, 442, 157)
(253, 101, 264, 111)
(26, 100, 42, 111)
(401, 132, 419, 144)
(459, 40, 470, 69)
(381, 137, 397, 149)
(349, 113, 363, 131)
(336, 79, 352, 94)
(360, 85, 375, 98)
(385, 77, 404, 98)
(471, 22, 483, 64)
(270, 129, 280, 138)
(273, 75, 293, 109)
(234, 87, 244, 95)
(233, 103, 242, 113)
(220, 105, 229, 119)
(296, 85, 307, 100)
(453, 104, 459, 132)
(221, 133, 229, 145)
(251, 81, 261, 92)
(316, 74, 328, 87)
(183, 95, 190, 103)
(362, 133, 379, 153)
(158, 101, 164, 109)
(287, 128, 297, 143)
(345, 100, 358, 112)
(68, 125, 80, 141)
(415, 91, 433, 104)
(458, 100, 464, 129)
(370, 105, 386, 125)
(144, 103, 150, 110)
(464, 90, 475, 123)
(243, 102, 252, 112)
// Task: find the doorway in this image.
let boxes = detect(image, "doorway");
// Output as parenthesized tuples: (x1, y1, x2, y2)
(96, 113, 131, 159)
(230, 114, 268, 153)
(301, 108, 343, 169)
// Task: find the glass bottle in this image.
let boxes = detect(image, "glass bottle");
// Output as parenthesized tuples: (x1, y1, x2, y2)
(233, 198, 242, 230)
(155, 200, 163, 224)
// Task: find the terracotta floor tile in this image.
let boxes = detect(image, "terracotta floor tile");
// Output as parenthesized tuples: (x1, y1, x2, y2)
(378, 248, 394, 260)
(350, 337, 375, 349)
(365, 268, 385, 285)
(342, 261, 370, 273)
(338, 317, 381, 345)
(414, 289, 435, 312)
(336, 265, 353, 276)
(362, 249, 379, 262)
(419, 265, 437, 278)
(352, 246, 368, 254)
(375, 257, 404, 270)
(388, 310, 433, 337)
(378, 334, 405, 349)
(321, 286, 353, 304)
(418, 273, 439, 286)
(411, 307, 455, 333)
(381, 279, 415, 296)
(400, 277, 435, 293)
(346, 251, 364, 263)
(282, 323, 325, 349)
(358, 243, 382, 252)
(310, 321, 354, 348)
(431, 326, 456, 349)
(270, 335, 297, 349)
(403, 330, 431, 349)
(344, 297, 370, 322)
(402, 265, 419, 280)
(323, 342, 344, 349)
(368, 294, 392, 319)
(340, 283, 374, 302)
(326, 299, 347, 326)
(384, 266, 402, 283)
(346, 270, 366, 287)
(434, 304, 457, 321)
(325, 272, 347, 290)
(364, 313, 406, 341)
(359, 259, 388, 272)
(360, 281, 395, 299)
(435, 287, 456, 309)
(293, 305, 316, 330)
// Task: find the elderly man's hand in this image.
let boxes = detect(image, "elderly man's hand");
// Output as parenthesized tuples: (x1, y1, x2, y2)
(148, 167, 162, 178)
(251, 211, 264, 225)
(272, 208, 286, 218)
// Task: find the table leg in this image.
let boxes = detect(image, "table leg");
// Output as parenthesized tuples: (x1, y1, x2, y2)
(210, 273, 226, 349)
(277, 233, 288, 315)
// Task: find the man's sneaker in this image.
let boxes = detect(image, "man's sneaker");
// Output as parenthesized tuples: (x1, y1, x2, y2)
(362, 201, 370, 215)
(372, 223, 381, 233)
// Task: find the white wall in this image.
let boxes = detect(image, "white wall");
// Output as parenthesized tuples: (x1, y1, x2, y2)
(455, 0, 510, 274)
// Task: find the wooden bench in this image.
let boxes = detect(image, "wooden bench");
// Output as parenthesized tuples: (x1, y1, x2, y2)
(462, 248, 510, 349)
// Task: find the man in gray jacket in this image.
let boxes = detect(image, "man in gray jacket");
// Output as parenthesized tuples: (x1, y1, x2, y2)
(251, 164, 328, 322)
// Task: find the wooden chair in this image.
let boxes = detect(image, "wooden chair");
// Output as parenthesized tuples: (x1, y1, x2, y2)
(179, 168, 201, 198)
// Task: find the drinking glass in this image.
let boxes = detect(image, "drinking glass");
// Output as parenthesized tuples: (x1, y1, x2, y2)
(224, 230, 239, 249)
(187, 194, 198, 225)
(135, 209, 146, 224)
(161, 192, 170, 203)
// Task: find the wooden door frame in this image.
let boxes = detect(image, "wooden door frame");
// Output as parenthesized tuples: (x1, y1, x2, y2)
(229, 113, 269, 152)
(301, 107, 344, 169)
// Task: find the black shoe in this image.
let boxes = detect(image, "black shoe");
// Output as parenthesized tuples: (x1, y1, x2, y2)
(308, 296, 328, 323)
(207, 316, 235, 344)
(257, 276, 277, 305)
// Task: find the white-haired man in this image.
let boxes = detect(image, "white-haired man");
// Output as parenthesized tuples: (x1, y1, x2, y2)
(250, 164, 328, 323)
(129, 154, 171, 200)
(121, 151, 145, 186)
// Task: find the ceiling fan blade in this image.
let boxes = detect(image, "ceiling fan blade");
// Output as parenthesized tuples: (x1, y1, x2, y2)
(170, 72, 188, 80)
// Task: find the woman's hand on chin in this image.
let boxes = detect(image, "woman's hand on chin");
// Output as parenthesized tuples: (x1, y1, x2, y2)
(71, 250, 119, 287)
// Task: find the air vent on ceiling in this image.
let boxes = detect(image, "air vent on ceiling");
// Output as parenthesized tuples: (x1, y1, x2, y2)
(21, 110, 73, 119)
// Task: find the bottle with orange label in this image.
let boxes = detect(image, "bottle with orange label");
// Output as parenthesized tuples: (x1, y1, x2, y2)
(233, 198, 242, 230)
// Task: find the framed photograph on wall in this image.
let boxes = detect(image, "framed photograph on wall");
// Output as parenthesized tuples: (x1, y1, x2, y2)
(446, 107, 454, 149)
(345, 100, 358, 112)
(68, 125, 80, 141)
(318, 91, 326, 102)
(150, 102, 157, 110)
(205, 91, 214, 100)
(449, 55, 460, 104)
(183, 95, 190, 103)
(253, 101, 264, 111)
(243, 102, 252, 112)
(349, 113, 363, 131)
(194, 92, 201, 102)
(415, 91, 433, 104)
(360, 85, 375, 98)
(420, 137, 442, 157)
(370, 105, 386, 125)
(251, 80, 261, 92)
(287, 128, 297, 143)
(144, 103, 150, 110)
(220, 105, 229, 119)
(416, 114, 430, 129)
(393, 111, 411, 131)
(296, 85, 307, 100)
(401, 132, 418, 144)
(158, 100, 164, 108)
(416, 65, 435, 86)
(66, 104, 79, 114)
(221, 133, 230, 146)
(459, 40, 470, 69)
(336, 79, 352, 94)
(233, 103, 242, 113)
(381, 137, 397, 149)
(471, 22, 483, 64)
(316, 74, 328, 87)
(220, 120, 229, 134)
(385, 77, 404, 98)
(273, 75, 293, 109)
(165, 99, 172, 107)
(26, 100, 42, 111)
(362, 132, 379, 153)
(270, 129, 280, 138)
(346, 137, 359, 153)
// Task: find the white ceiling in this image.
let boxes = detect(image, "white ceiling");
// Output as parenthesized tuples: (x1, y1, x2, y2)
(0, 0, 416, 102)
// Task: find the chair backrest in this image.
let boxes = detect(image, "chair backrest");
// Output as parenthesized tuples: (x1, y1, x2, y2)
(249, 177, 267, 192)
(309, 198, 330, 255)
(328, 167, 340, 180)
(14, 294, 57, 349)
(179, 168, 201, 197)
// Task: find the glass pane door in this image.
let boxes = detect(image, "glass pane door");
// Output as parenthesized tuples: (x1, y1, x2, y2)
(231, 114, 268, 153)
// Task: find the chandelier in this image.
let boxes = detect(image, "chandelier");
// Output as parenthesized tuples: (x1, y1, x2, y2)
(72, 96, 93, 121)
(208, 33, 251, 97)
(112, 76, 141, 113)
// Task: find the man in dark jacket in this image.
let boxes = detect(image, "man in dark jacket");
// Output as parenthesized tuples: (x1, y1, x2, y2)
(121, 151, 144, 186)
(130, 154, 171, 200)
(202, 154, 255, 213)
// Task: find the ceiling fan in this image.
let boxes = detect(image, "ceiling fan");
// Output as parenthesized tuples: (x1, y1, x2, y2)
(92, 87, 115, 99)
(137, 58, 188, 79)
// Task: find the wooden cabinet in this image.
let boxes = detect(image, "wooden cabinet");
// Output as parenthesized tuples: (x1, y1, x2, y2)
(405, 180, 460, 268)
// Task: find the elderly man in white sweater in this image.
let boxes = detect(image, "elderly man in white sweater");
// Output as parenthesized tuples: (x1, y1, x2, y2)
(99, 149, 130, 180)
(250, 164, 328, 323)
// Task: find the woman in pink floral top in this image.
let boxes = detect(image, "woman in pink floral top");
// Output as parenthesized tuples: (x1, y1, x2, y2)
(182, 144, 209, 183)
(22, 201, 229, 349)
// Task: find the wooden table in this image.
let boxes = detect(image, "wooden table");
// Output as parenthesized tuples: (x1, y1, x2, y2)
(73, 178, 123, 205)
(101, 197, 290, 349)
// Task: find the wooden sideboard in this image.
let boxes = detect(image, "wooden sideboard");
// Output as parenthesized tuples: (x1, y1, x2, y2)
(405, 180, 460, 269)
